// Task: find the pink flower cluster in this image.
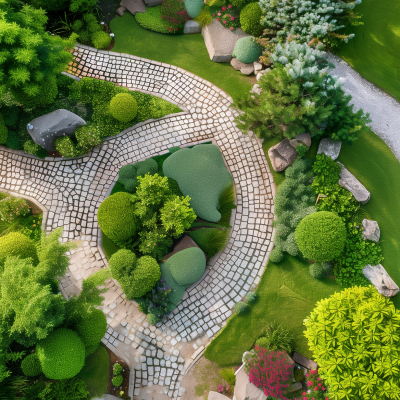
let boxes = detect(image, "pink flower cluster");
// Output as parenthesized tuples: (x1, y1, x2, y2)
(294, 370, 328, 400)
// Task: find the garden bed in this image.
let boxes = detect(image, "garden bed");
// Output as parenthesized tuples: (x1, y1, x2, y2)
(105, 345, 130, 398)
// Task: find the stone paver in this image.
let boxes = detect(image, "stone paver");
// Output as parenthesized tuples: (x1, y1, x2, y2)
(0, 44, 274, 399)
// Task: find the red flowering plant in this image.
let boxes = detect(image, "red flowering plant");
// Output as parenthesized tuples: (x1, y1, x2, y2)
(300, 370, 329, 400)
(244, 346, 293, 399)
(212, 5, 240, 30)
(161, 0, 189, 33)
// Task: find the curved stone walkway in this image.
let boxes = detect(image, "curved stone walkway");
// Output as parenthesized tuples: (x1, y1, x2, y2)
(0, 45, 274, 399)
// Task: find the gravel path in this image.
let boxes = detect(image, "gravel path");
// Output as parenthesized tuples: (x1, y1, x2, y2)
(326, 53, 400, 161)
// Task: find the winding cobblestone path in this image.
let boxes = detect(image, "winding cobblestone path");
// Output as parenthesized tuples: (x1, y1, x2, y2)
(0, 45, 274, 399)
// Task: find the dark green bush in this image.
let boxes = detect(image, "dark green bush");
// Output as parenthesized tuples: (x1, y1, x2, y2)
(45, 376, 89, 400)
(234, 301, 249, 314)
(110, 93, 138, 122)
(112, 374, 123, 387)
(97, 192, 137, 245)
(36, 328, 85, 380)
(0, 232, 38, 267)
(21, 353, 42, 377)
(135, 6, 174, 34)
(75, 308, 107, 355)
(188, 228, 229, 257)
(269, 247, 283, 263)
(0, 114, 8, 145)
(6, 130, 21, 150)
(295, 211, 346, 262)
(246, 291, 257, 304)
(255, 322, 293, 353)
(13, 78, 58, 109)
(1, 106, 19, 127)
(240, 3, 263, 36)
(161, 0, 189, 32)
(118, 159, 158, 193)
(232, 36, 262, 63)
(309, 263, 325, 279)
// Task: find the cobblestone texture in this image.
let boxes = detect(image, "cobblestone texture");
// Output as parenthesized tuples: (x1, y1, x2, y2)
(0, 44, 274, 399)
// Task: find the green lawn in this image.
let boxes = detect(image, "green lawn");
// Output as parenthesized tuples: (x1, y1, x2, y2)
(337, 0, 400, 101)
(78, 345, 110, 399)
(110, 14, 253, 101)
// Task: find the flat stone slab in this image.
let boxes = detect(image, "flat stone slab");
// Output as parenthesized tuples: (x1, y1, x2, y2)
(337, 162, 370, 204)
(362, 219, 380, 242)
(292, 352, 318, 370)
(363, 264, 399, 297)
(184, 20, 201, 34)
(120, 0, 146, 14)
(268, 138, 298, 172)
(317, 138, 341, 160)
(234, 367, 267, 400)
(291, 133, 311, 148)
(208, 391, 231, 400)
(116, 6, 126, 16)
(202, 19, 250, 63)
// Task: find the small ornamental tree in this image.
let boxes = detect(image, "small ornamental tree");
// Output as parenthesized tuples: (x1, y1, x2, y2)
(244, 346, 292, 399)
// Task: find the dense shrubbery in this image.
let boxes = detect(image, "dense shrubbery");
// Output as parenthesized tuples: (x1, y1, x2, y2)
(295, 211, 346, 262)
(305, 286, 400, 400)
(0, 115, 8, 145)
(136, 6, 178, 34)
(21, 354, 42, 377)
(0, 197, 30, 223)
(232, 37, 262, 63)
(118, 159, 159, 193)
(240, 3, 263, 36)
(0, 232, 38, 267)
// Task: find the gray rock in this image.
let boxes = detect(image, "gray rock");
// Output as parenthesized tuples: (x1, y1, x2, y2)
(230, 57, 245, 71)
(363, 264, 399, 297)
(268, 138, 298, 172)
(27, 109, 86, 152)
(202, 20, 250, 63)
(295, 133, 311, 148)
(120, 0, 146, 14)
(292, 352, 318, 370)
(234, 367, 267, 400)
(184, 20, 201, 34)
(240, 63, 254, 75)
(256, 68, 270, 81)
(337, 162, 370, 204)
(142, 0, 162, 6)
(254, 61, 262, 72)
(250, 84, 261, 95)
(317, 138, 342, 160)
(362, 219, 380, 242)
(289, 382, 302, 392)
(208, 392, 231, 400)
(116, 6, 126, 16)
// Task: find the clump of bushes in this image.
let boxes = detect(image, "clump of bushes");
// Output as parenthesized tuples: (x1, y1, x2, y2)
(118, 159, 159, 193)
(112, 362, 123, 387)
(295, 211, 347, 262)
(136, 6, 178, 34)
(309, 262, 327, 279)
(0, 197, 30, 223)
(240, 3, 263, 36)
(161, 0, 190, 32)
(232, 36, 262, 63)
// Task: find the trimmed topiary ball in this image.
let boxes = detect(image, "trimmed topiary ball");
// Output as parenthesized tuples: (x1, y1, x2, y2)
(309, 263, 326, 279)
(232, 36, 262, 64)
(91, 30, 112, 50)
(295, 211, 346, 262)
(235, 301, 250, 315)
(113, 363, 123, 375)
(246, 291, 257, 304)
(36, 328, 85, 380)
(21, 353, 42, 377)
(240, 3, 263, 37)
(0, 232, 38, 267)
(97, 192, 137, 244)
(269, 247, 283, 263)
(75, 308, 107, 355)
(110, 93, 138, 122)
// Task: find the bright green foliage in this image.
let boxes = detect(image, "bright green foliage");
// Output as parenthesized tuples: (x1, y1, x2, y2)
(240, 3, 263, 37)
(232, 37, 262, 63)
(91, 31, 112, 50)
(246, 291, 257, 304)
(218, 182, 236, 218)
(72, 14, 107, 49)
(112, 374, 123, 386)
(113, 363, 123, 375)
(75, 309, 107, 355)
(0, 232, 38, 267)
(194, 7, 213, 27)
(188, 228, 229, 258)
(109, 250, 161, 298)
(97, 192, 137, 245)
(304, 286, 400, 400)
(309, 263, 325, 279)
(135, 6, 174, 34)
(163, 144, 233, 222)
(23, 140, 42, 157)
(147, 313, 159, 325)
(36, 328, 85, 380)
(234, 301, 249, 314)
(219, 368, 236, 386)
(118, 159, 158, 193)
(110, 93, 138, 122)
(21, 354, 42, 377)
(183, 0, 204, 18)
(0, 114, 8, 145)
(255, 322, 293, 353)
(55, 136, 78, 158)
(75, 124, 102, 152)
(273, 159, 316, 257)
(138, 228, 173, 260)
(0, 257, 66, 347)
(160, 196, 196, 238)
(0, 197, 29, 223)
(295, 211, 346, 262)
(0, 3, 76, 108)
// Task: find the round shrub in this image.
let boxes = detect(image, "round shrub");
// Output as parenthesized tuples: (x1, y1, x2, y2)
(112, 374, 123, 387)
(131, 256, 161, 298)
(36, 328, 85, 380)
(269, 247, 283, 263)
(75, 308, 107, 354)
(21, 353, 42, 377)
(23, 140, 41, 157)
(0, 232, 38, 267)
(135, 6, 172, 34)
(255, 336, 269, 350)
(97, 192, 137, 244)
(110, 93, 138, 122)
(309, 263, 325, 279)
(55, 136, 77, 158)
(91, 30, 112, 50)
(235, 301, 249, 315)
(183, 0, 204, 18)
(240, 3, 263, 37)
(118, 158, 159, 193)
(113, 363, 123, 376)
(295, 211, 346, 262)
(0, 114, 8, 145)
(232, 36, 262, 63)
(246, 291, 257, 304)
(147, 313, 160, 325)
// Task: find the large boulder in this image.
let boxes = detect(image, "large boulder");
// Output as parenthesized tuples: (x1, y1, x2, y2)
(363, 264, 399, 297)
(362, 219, 380, 242)
(317, 138, 341, 160)
(27, 109, 86, 152)
(120, 0, 146, 14)
(234, 367, 267, 400)
(337, 162, 370, 204)
(290, 133, 311, 148)
(268, 138, 298, 172)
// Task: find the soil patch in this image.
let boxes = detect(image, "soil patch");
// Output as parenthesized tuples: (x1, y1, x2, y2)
(105, 345, 130, 399)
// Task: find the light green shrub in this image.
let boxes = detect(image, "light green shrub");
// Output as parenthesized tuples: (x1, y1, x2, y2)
(0, 232, 38, 267)
(24, 140, 42, 157)
(135, 6, 172, 34)
(0, 114, 8, 145)
(21, 353, 42, 377)
(147, 313, 160, 325)
(113, 363, 123, 375)
(55, 136, 77, 158)
(295, 211, 346, 262)
(219, 367, 236, 386)
(91, 30, 112, 49)
(246, 291, 257, 304)
(183, 0, 204, 18)
(109, 93, 138, 122)
(255, 322, 293, 353)
(240, 3, 263, 36)
(232, 36, 262, 63)
(97, 192, 137, 245)
(269, 247, 283, 263)
(36, 328, 85, 380)
(194, 7, 213, 27)
(75, 124, 102, 151)
(112, 374, 123, 386)
(304, 286, 400, 400)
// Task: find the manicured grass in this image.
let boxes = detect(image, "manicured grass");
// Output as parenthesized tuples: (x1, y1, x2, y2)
(337, 0, 400, 101)
(204, 254, 340, 366)
(338, 129, 400, 308)
(110, 14, 253, 101)
(77, 345, 110, 399)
